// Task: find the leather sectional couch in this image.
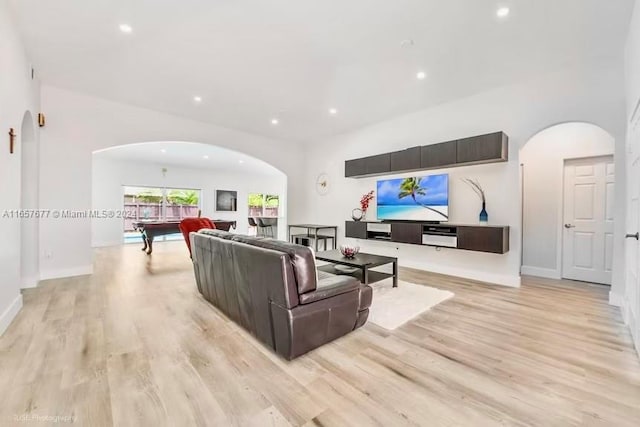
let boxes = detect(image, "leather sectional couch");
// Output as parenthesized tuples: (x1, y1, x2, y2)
(190, 229, 372, 360)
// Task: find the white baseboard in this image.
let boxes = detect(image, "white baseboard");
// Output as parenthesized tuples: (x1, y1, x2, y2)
(0, 294, 23, 337)
(609, 291, 623, 307)
(402, 260, 521, 287)
(40, 265, 93, 281)
(520, 265, 561, 280)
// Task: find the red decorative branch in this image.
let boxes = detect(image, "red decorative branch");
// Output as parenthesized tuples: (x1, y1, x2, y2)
(359, 190, 375, 212)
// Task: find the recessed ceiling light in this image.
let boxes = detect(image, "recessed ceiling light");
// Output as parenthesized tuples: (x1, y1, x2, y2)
(271, 118, 279, 125)
(329, 108, 338, 115)
(193, 96, 202, 103)
(119, 24, 133, 34)
(238, 160, 245, 164)
(203, 155, 209, 159)
(496, 7, 510, 18)
(416, 71, 427, 80)
(160, 149, 167, 153)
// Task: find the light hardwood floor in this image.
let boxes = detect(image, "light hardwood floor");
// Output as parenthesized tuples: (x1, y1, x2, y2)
(1, 241, 639, 426)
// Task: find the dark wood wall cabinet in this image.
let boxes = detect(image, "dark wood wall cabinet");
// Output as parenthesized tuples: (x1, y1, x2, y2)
(457, 226, 509, 254)
(390, 222, 423, 245)
(345, 221, 509, 254)
(345, 131, 508, 178)
(345, 221, 367, 239)
(391, 147, 421, 171)
(421, 141, 457, 169)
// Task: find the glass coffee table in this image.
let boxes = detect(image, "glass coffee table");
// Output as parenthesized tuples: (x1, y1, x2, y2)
(315, 250, 398, 287)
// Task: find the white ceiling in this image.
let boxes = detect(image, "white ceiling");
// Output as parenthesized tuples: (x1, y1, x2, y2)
(94, 141, 283, 176)
(10, 0, 635, 143)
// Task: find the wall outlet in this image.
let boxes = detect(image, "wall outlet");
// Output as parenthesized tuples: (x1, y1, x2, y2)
(45, 251, 52, 259)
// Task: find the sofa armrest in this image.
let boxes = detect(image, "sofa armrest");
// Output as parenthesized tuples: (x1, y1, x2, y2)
(299, 275, 359, 305)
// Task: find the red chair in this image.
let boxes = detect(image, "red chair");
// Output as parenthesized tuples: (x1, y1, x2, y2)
(179, 217, 215, 257)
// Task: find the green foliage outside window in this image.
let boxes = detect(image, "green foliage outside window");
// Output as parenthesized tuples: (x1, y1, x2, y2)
(167, 190, 200, 206)
(265, 195, 279, 207)
(133, 192, 163, 204)
(248, 193, 264, 207)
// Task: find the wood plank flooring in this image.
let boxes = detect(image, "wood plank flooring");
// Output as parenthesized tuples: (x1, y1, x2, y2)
(1, 241, 639, 426)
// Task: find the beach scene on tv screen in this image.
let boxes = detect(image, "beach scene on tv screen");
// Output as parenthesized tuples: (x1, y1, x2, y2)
(377, 174, 449, 221)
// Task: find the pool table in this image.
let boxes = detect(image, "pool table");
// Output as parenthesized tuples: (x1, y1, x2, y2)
(133, 219, 236, 254)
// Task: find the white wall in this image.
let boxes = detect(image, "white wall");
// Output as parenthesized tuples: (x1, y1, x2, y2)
(0, 0, 40, 334)
(39, 86, 306, 280)
(626, 2, 640, 118)
(623, 0, 640, 351)
(91, 156, 286, 246)
(520, 123, 615, 279)
(20, 111, 39, 288)
(302, 63, 627, 288)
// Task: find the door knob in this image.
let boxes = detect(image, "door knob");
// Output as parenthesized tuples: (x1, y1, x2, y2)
(626, 232, 639, 240)
(564, 224, 575, 229)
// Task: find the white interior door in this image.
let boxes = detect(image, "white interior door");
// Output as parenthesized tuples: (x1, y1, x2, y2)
(626, 102, 640, 352)
(562, 156, 615, 285)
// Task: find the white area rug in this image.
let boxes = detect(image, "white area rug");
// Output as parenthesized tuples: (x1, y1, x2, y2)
(368, 279, 454, 330)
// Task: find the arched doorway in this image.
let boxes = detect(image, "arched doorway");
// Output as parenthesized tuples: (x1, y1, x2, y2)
(520, 122, 616, 284)
(20, 111, 39, 287)
(91, 141, 288, 248)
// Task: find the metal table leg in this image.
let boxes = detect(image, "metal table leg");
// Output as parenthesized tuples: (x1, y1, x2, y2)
(392, 260, 398, 287)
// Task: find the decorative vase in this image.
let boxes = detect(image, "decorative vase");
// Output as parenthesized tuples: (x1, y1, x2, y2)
(361, 209, 367, 221)
(351, 208, 363, 222)
(479, 202, 488, 224)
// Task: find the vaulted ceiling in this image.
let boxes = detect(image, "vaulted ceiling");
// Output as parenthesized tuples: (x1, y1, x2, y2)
(9, 0, 635, 142)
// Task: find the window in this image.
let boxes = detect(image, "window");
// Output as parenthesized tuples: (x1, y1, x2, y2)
(123, 186, 201, 243)
(248, 193, 279, 217)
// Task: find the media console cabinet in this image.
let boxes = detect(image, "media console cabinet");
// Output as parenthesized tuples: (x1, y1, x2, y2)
(345, 221, 509, 254)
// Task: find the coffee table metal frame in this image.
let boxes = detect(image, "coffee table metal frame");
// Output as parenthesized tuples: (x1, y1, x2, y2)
(315, 250, 398, 287)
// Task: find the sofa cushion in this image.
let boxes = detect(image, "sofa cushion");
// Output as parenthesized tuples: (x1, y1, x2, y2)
(299, 275, 359, 305)
(232, 237, 318, 294)
(197, 230, 318, 294)
(230, 234, 265, 245)
(200, 229, 234, 239)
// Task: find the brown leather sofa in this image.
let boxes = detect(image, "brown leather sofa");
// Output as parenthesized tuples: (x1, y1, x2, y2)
(190, 229, 372, 360)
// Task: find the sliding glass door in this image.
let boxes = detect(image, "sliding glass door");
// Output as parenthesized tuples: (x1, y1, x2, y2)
(123, 186, 201, 243)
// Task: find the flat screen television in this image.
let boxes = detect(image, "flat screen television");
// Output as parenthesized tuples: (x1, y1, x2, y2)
(376, 174, 449, 222)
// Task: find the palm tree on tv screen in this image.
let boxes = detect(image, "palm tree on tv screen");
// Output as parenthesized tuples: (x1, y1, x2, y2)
(398, 177, 448, 219)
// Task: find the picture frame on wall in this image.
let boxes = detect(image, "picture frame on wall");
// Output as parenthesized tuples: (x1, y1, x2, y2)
(216, 190, 238, 211)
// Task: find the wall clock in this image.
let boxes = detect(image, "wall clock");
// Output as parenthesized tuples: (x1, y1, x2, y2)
(316, 173, 330, 196)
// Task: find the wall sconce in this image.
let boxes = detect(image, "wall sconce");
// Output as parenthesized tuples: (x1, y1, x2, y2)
(38, 113, 46, 127)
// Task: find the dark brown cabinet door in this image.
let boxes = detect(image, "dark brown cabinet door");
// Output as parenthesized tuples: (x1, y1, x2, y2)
(346, 131, 509, 178)
(421, 141, 457, 169)
(345, 221, 367, 239)
(457, 226, 509, 254)
(391, 223, 423, 245)
(345, 158, 367, 177)
(456, 132, 508, 164)
(365, 154, 391, 175)
(391, 147, 421, 172)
